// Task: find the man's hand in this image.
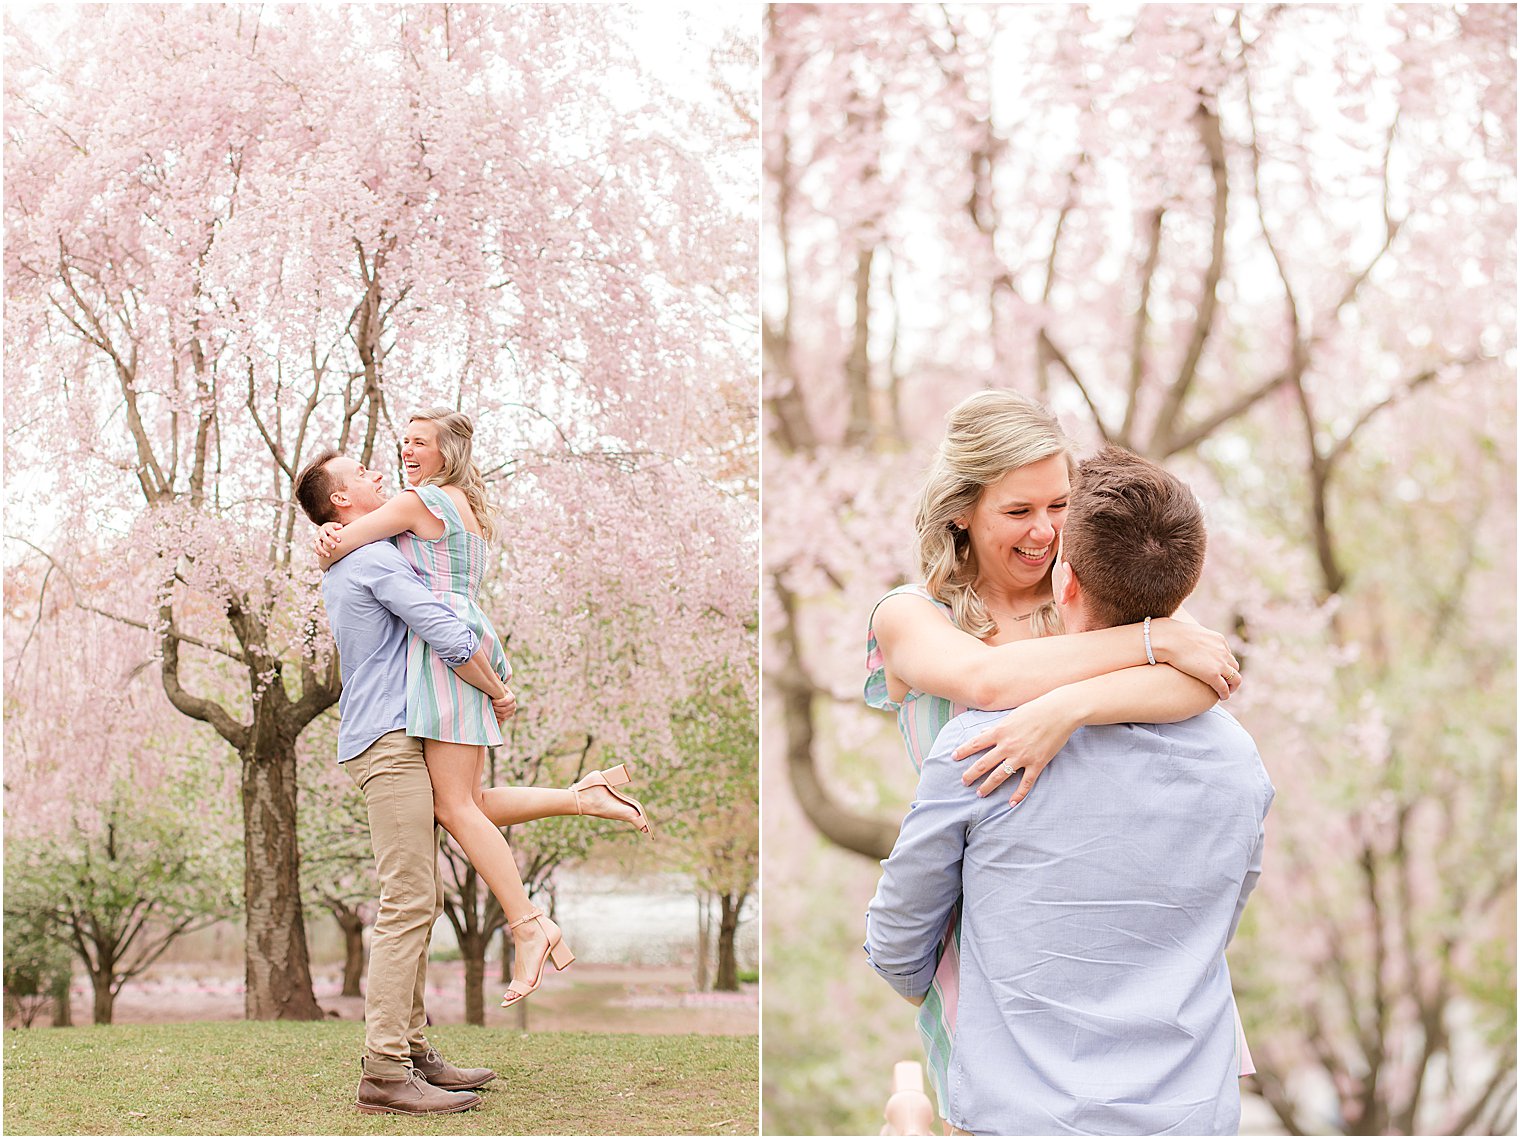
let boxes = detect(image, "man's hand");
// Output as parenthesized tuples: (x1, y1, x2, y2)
(313, 521, 344, 558)
(491, 686, 517, 726)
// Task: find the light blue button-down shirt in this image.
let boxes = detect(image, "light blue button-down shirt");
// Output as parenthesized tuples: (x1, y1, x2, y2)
(866, 706, 1273, 1136)
(321, 540, 480, 763)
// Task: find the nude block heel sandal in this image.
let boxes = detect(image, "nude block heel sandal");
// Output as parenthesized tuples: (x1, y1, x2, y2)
(570, 763, 652, 837)
(500, 909, 574, 1007)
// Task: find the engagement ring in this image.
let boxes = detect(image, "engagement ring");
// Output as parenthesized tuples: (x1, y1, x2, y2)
(999, 760, 1016, 777)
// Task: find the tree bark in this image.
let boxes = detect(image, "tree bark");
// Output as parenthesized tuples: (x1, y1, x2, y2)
(89, 967, 115, 1026)
(844, 246, 875, 446)
(334, 909, 366, 998)
(49, 973, 72, 1028)
(461, 930, 487, 1027)
(696, 894, 712, 992)
(715, 892, 743, 991)
(241, 737, 324, 1021)
(773, 581, 899, 860)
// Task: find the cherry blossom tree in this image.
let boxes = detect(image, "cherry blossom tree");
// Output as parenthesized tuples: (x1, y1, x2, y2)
(764, 5, 1514, 1134)
(3, 561, 242, 1026)
(6, 4, 757, 1021)
(664, 676, 759, 992)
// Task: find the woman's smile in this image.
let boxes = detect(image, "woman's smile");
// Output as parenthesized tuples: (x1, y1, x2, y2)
(958, 455, 1070, 594)
(1012, 542, 1052, 567)
(401, 420, 444, 484)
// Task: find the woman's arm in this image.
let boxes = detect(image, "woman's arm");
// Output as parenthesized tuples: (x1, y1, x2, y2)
(951, 665, 1219, 804)
(873, 593, 1238, 709)
(314, 491, 444, 568)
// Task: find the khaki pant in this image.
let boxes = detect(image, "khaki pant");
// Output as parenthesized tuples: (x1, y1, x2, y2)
(343, 730, 443, 1078)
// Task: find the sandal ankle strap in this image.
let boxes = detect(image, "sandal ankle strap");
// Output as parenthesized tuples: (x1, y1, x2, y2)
(508, 908, 545, 930)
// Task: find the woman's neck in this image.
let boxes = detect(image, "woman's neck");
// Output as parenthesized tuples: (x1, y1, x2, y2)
(976, 578, 1050, 619)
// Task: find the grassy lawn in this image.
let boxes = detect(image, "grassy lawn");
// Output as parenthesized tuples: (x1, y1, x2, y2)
(2, 1022, 758, 1135)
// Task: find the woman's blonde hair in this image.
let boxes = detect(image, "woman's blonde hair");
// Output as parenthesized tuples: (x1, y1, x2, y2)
(408, 407, 498, 543)
(913, 390, 1076, 639)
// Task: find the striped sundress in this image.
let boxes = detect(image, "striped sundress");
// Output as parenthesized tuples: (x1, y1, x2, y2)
(866, 583, 1255, 1116)
(865, 583, 969, 1113)
(394, 483, 511, 747)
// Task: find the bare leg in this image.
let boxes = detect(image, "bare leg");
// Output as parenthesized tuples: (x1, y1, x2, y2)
(424, 740, 564, 993)
(475, 785, 642, 828)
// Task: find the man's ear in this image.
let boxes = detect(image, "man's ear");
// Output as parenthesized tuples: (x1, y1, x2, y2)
(329, 488, 350, 513)
(1057, 559, 1081, 607)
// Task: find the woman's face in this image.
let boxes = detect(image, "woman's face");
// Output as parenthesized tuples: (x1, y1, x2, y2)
(957, 454, 1071, 596)
(400, 420, 443, 485)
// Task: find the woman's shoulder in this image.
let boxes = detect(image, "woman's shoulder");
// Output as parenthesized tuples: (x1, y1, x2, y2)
(870, 583, 951, 630)
(866, 584, 953, 711)
(408, 484, 471, 523)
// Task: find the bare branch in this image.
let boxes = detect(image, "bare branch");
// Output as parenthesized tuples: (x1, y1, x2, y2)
(1151, 99, 1229, 450)
(158, 591, 250, 750)
(770, 576, 899, 860)
(1450, 1049, 1519, 1136)
(1121, 207, 1165, 445)
(246, 360, 294, 480)
(1323, 358, 1485, 472)
(1159, 365, 1296, 458)
(1038, 328, 1112, 444)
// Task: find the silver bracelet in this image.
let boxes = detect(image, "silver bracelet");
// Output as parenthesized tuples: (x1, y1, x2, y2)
(1143, 616, 1157, 666)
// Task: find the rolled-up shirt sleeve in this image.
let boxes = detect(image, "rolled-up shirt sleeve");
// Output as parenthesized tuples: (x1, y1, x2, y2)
(364, 544, 479, 666)
(865, 717, 982, 1001)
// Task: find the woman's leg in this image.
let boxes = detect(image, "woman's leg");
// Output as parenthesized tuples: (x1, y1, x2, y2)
(475, 783, 643, 828)
(463, 751, 645, 830)
(424, 740, 568, 997)
(425, 740, 535, 921)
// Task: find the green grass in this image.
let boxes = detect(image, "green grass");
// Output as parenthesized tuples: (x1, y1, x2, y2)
(2, 1021, 758, 1135)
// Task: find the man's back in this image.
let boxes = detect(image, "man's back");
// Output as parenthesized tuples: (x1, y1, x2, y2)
(867, 706, 1272, 1136)
(321, 540, 478, 763)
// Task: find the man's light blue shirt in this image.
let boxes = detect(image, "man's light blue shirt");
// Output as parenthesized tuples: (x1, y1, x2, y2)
(321, 541, 480, 763)
(866, 706, 1273, 1136)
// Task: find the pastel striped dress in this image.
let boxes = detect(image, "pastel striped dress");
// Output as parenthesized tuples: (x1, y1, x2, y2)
(866, 584, 969, 1112)
(866, 583, 1255, 1114)
(394, 484, 511, 747)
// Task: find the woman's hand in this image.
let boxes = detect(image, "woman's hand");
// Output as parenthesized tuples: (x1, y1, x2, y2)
(1149, 617, 1241, 700)
(313, 521, 344, 558)
(491, 686, 517, 726)
(952, 691, 1083, 806)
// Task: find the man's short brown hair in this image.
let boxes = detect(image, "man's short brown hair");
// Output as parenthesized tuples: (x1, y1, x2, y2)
(1062, 445, 1206, 629)
(293, 448, 342, 525)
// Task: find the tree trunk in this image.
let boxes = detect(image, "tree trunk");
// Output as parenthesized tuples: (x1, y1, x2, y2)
(774, 582, 899, 860)
(715, 892, 742, 991)
(337, 911, 366, 998)
(499, 928, 511, 984)
(695, 894, 712, 992)
(461, 930, 487, 1027)
(50, 973, 73, 1028)
(89, 970, 115, 1025)
(241, 739, 324, 1020)
(844, 245, 875, 446)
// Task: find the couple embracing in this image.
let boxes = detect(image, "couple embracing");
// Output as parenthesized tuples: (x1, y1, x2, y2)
(293, 408, 650, 1116)
(865, 392, 1274, 1136)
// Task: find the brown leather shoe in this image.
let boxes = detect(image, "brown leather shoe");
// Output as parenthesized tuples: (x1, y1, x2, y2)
(356, 1068, 481, 1115)
(410, 1046, 498, 1091)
